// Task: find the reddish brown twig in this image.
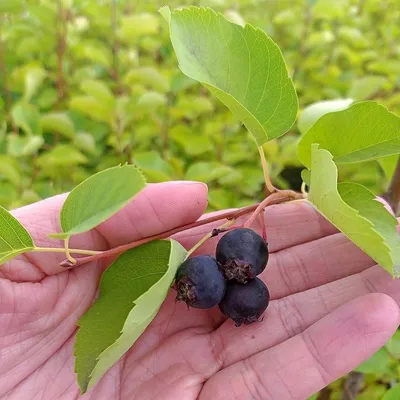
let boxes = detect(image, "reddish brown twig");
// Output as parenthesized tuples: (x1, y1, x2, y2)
(243, 190, 303, 229)
(61, 203, 260, 268)
(61, 192, 301, 269)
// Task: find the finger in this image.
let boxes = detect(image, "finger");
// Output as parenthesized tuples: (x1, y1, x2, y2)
(262, 232, 374, 300)
(201, 293, 399, 400)
(4, 181, 208, 281)
(210, 263, 398, 369)
(175, 200, 337, 255)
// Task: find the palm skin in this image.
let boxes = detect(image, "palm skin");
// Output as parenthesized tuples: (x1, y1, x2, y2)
(1, 181, 399, 400)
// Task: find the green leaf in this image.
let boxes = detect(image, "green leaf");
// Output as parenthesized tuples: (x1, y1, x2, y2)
(49, 165, 146, 239)
(73, 132, 96, 154)
(69, 96, 115, 124)
(0, 155, 21, 185)
(298, 102, 400, 169)
(133, 152, 174, 182)
(297, 99, 353, 135)
(11, 103, 42, 136)
(0, 0, 24, 13)
(118, 14, 159, 41)
(24, 67, 47, 103)
(348, 76, 387, 101)
(308, 145, 399, 276)
(7, 135, 44, 157)
(80, 80, 115, 106)
(338, 182, 400, 275)
(0, 205, 34, 265)
(378, 155, 398, 180)
(383, 385, 400, 400)
(185, 162, 233, 183)
(137, 91, 167, 109)
(40, 113, 75, 139)
(355, 347, 392, 374)
(124, 67, 170, 93)
(74, 239, 187, 393)
(161, 6, 298, 145)
(36, 144, 87, 169)
(170, 126, 213, 156)
(385, 331, 400, 359)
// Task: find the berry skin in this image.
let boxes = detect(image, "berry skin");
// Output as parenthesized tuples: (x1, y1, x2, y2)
(174, 255, 227, 309)
(216, 228, 268, 283)
(219, 278, 270, 326)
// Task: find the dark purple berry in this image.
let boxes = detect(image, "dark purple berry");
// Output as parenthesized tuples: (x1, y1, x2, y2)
(174, 255, 226, 309)
(219, 278, 270, 326)
(216, 228, 268, 283)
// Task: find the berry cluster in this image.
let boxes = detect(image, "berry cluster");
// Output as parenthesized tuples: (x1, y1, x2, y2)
(174, 228, 270, 326)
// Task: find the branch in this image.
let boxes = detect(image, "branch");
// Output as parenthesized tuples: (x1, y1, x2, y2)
(60, 191, 304, 269)
(340, 372, 364, 400)
(60, 203, 260, 268)
(382, 155, 400, 216)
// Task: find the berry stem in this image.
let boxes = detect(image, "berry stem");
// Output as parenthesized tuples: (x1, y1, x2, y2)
(186, 219, 235, 258)
(259, 210, 267, 241)
(64, 237, 77, 264)
(243, 190, 304, 229)
(258, 146, 276, 195)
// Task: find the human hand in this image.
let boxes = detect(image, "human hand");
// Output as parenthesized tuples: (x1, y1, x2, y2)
(1, 181, 399, 400)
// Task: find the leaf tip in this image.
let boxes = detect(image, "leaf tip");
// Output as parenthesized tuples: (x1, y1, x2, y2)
(159, 6, 171, 24)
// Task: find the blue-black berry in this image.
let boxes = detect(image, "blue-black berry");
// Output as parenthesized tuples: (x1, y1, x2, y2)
(219, 277, 270, 326)
(216, 228, 268, 283)
(174, 255, 227, 309)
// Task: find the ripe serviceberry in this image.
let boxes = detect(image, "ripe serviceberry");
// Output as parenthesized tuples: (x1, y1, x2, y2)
(174, 255, 226, 309)
(219, 277, 270, 326)
(216, 228, 268, 283)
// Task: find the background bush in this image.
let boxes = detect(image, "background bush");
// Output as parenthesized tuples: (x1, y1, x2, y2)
(0, 0, 399, 398)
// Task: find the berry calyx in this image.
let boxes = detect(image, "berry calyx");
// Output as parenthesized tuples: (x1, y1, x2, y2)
(219, 277, 270, 326)
(174, 255, 227, 309)
(216, 228, 269, 283)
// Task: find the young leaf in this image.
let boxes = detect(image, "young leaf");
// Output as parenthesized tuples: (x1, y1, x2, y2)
(0, 205, 34, 265)
(297, 98, 353, 135)
(160, 6, 298, 145)
(308, 144, 399, 276)
(49, 165, 146, 239)
(74, 239, 187, 393)
(40, 113, 75, 139)
(298, 101, 400, 168)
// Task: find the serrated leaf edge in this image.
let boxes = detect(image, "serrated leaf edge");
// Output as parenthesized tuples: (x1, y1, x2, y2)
(308, 144, 395, 275)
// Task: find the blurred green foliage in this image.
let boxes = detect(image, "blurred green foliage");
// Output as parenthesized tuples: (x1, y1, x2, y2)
(1, 0, 400, 398)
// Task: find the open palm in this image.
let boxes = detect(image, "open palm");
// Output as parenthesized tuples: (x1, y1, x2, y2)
(1, 181, 399, 400)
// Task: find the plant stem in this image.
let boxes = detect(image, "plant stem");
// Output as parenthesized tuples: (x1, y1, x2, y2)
(60, 193, 300, 269)
(33, 247, 101, 256)
(244, 190, 303, 229)
(60, 204, 259, 268)
(258, 145, 276, 195)
(64, 237, 76, 264)
(383, 155, 400, 216)
(186, 219, 235, 258)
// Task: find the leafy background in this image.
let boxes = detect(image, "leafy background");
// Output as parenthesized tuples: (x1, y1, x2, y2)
(0, 0, 399, 398)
